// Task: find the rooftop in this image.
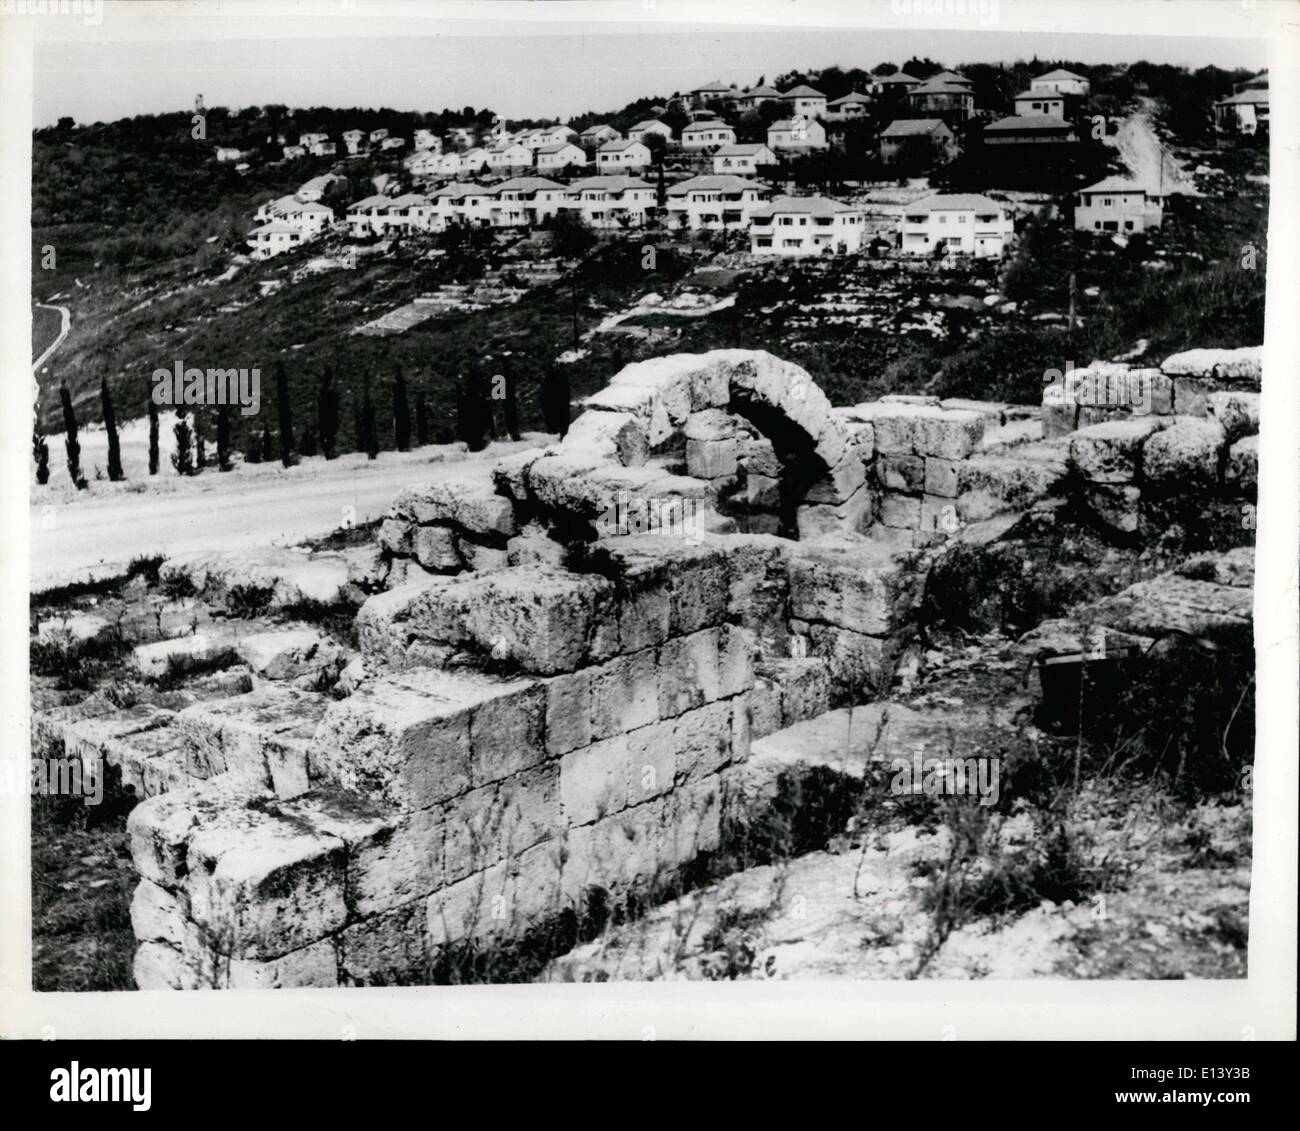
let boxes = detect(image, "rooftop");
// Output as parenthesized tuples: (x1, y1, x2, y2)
(985, 114, 1074, 133)
(880, 117, 948, 137)
(667, 174, 763, 195)
(780, 84, 826, 98)
(751, 195, 854, 218)
(907, 193, 1006, 213)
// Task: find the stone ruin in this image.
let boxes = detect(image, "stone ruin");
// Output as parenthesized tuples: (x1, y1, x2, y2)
(33, 346, 1261, 987)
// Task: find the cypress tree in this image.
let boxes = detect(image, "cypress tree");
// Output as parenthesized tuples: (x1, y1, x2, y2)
(59, 385, 86, 488)
(216, 405, 232, 471)
(100, 377, 124, 481)
(275, 360, 295, 467)
(362, 373, 378, 459)
(147, 384, 160, 475)
(540, 363, 570, 438)
(394, 366, 411, 451)
(171, 409, 194, 475)
(33, 425, 50, 485)
(318, 369, 340, 459)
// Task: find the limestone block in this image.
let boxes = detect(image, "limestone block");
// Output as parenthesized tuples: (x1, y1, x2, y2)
(1082, 482, 1141, 535)
(590, 649, 659, 740)
(787, 547, 922, 637)
(923, 458, 960, 499)
(236, 628, 343, 681)
(1068, 419, 1166, 483)
(879, 492, 921, 529)
(185, 804, 348, 959)
(544, 669, 592, 757)
(1141, 418, 1225, 488)
(563, 410, 650, 468)
(1224, 435, 1258, 493)
(378, 518, 414, 556)
(1161, 346, 1261, 386)
(1206, 391, 1261, 444)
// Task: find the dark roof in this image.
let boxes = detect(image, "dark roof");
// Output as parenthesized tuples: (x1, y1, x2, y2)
(985, 114, 1074, 133)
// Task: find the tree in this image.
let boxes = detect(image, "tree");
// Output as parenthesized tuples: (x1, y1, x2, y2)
(300, 426, 318, 457)
(393, 365, 411, 451)
(540, 363, 571, 438)
(100, 377, 124, 481)
(551, 209, 596, 260)
(362, 373, 379, 459)
(216, 405, 232, 471)
(275, 360, 295, 467)
(33, 425, 50, 485)
(318, 369, 340, 459)
(171, 409, 194, 476)
(59, 385, 86, 489)
(147, 386, 160, 475)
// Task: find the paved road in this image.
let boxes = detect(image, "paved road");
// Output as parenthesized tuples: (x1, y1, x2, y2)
(30, 441, 536, 591)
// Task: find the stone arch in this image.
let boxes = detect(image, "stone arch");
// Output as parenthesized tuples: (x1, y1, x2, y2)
(503, 350, 870, 540)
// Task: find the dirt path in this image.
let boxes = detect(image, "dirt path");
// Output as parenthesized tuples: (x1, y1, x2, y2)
(32, 303, 70, 372)
(1112, 107, 1193, 196)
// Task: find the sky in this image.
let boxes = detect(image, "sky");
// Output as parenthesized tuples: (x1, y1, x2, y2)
(24, 0, 1274, 127)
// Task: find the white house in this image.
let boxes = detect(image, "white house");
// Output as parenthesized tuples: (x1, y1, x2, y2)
(748, 196, 865, 256)
(459, 147, 490, 174)
(984, 115, 1077, 145)
(1014, 90, 1065, 118)
(536, 142, 587, 171)
(288, 201, 335, 238)
(680, 121, 737, 150)
(255, 194, 300, 224)
(825, 91, 874, 120)
(369, 128, 389, 144)
(666, 174, 768, 230)
(712, 143, 777, 175)
(346, 194, 393, 238)
(777, 84, 828, 119)
(534, 124, 579, 148)
(433, 152, 464, 177)
(458, 184, 499, 227)
(580, 123, 622, 147)
(380, 137, 406, 151)
(628, 119, 673, 143)
(900, 193, 1015, 258)
(488, 141, 534, 172)
(690, 80, 736, 106)
(375, 194, 436, 234)
(1030, 68, 1090, 97)
(296, 173, 342, 202)
(282, 144, 306, 159)
(214, 146, 243, 163)
(309, 140, 337, 157)
(907, 79, 975, 121)
(879, 118, 957, 165)
(767, 116, 828, 152)
(405, 151, 444, 178)
(429, 182, 477, 228)
(249, 223, 307, 259)
(413, 129, 442, 152)
(1214, 88, 1269, 135)
(342, 129, 366, 155)
(563, 175, 657, 229)
(299, 132, 329, 148)
(597, 139, 653, 172)
(735, 84, 782, 111)
(1074, 177, 1163, 234)
(490, 177, 568, 226)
